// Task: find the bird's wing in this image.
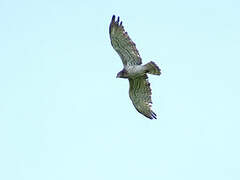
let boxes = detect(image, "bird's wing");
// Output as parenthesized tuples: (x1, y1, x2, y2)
(128, 75, 157, 119)
(109, 15, 142, 67)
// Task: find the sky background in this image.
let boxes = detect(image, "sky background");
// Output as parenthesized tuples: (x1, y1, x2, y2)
(0, 0, 240, 179)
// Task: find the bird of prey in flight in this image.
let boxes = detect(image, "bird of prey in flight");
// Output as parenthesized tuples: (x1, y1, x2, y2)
(109, 15, 161, 119)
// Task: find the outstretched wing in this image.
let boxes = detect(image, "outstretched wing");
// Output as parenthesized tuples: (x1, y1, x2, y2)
(128, 75, 157, 119)
(109, 15, 142, 67)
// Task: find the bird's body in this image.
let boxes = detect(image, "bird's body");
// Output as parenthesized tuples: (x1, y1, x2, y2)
(118, 65, 146, 78)
(109, 15, 161, 119)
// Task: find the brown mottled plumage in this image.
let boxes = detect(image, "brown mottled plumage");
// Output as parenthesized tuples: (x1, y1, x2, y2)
(109, 15, 161, 119)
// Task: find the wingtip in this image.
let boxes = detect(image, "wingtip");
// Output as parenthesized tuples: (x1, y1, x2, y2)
(110, 15, 117, 34)
(151, 111, 157, 119)
(116, 16, 120, 23)
(111, 15, 121, 25)
(144, 111, 157, 120)
(112, 15, 115, 21)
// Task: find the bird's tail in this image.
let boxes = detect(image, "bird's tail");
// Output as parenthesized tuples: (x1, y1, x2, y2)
(144, 61, 161, 75)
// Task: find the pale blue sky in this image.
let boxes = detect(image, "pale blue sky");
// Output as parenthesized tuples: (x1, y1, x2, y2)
(0, 0, 240, 179)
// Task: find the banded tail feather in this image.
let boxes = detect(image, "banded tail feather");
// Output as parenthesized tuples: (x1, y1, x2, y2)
(144, 61, 161, 75)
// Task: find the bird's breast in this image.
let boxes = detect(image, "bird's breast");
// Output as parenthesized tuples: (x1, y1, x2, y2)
(125, 65, 145, 77)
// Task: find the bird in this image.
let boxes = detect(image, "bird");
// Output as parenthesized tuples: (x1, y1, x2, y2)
(109, 15, 161, 120)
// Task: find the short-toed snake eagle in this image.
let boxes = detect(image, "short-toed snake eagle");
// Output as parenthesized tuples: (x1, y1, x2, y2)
(109, 15, 161, 119)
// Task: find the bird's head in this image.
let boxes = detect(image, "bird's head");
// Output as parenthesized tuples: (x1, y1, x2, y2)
(116, 69, 128, 78)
